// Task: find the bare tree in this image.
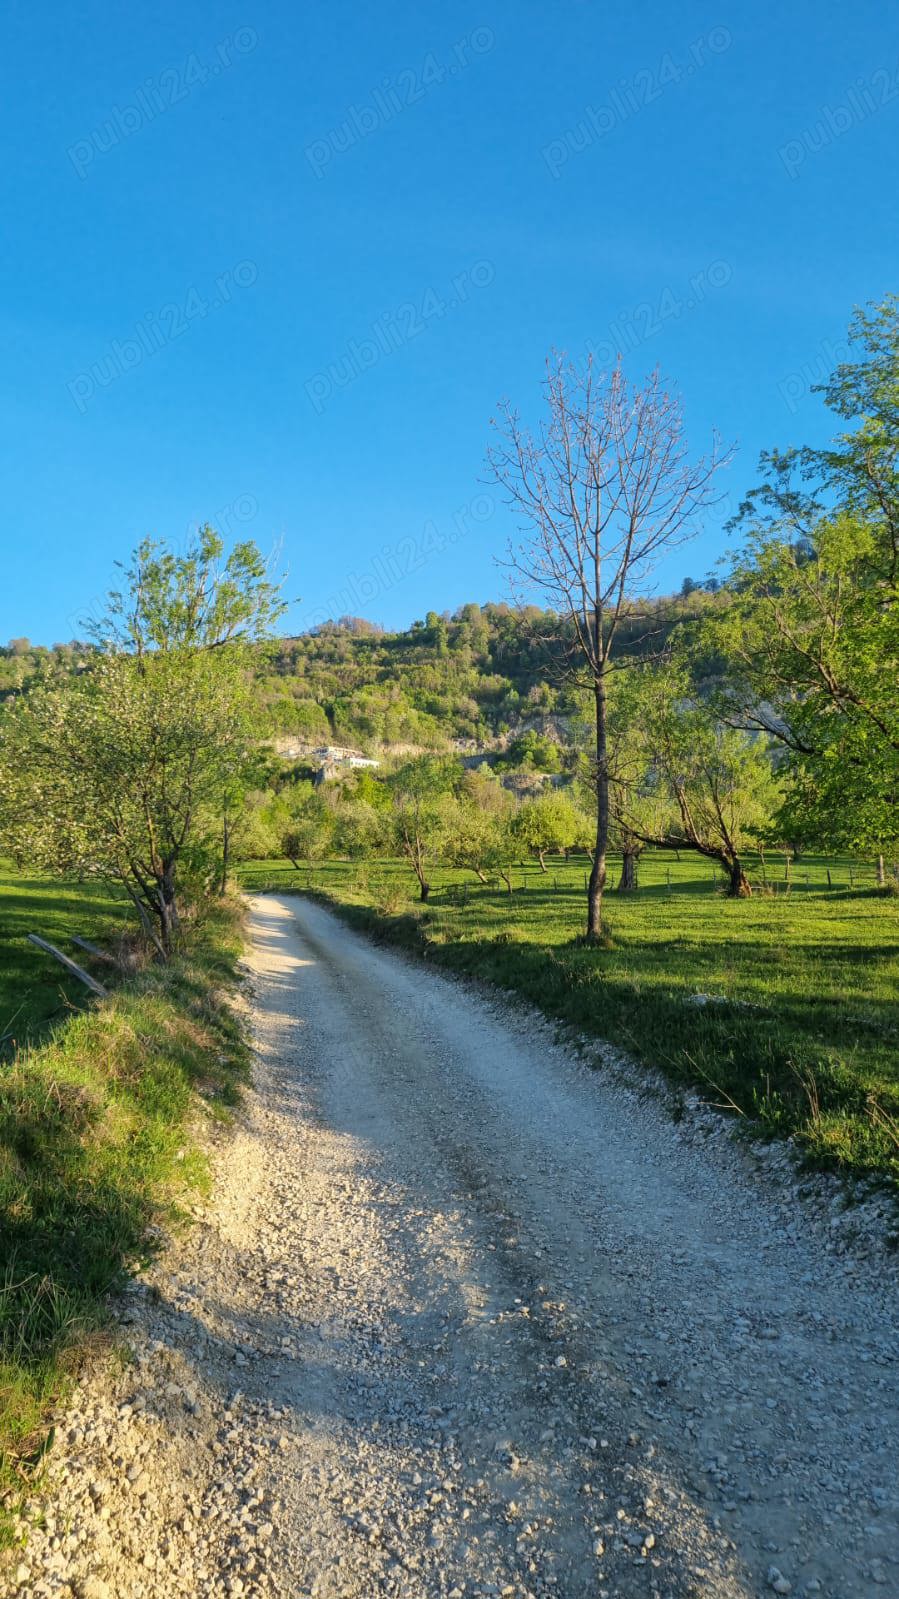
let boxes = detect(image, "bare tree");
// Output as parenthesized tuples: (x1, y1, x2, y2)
(488, 355, 731, 938)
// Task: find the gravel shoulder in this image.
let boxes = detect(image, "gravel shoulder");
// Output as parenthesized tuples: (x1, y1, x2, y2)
(7, 892, 898, 1599)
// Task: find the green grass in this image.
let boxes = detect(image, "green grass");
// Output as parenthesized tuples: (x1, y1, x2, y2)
(240, 851, 899, 1185)
(0, 880, 248, 1541)
(0, 866, 130, 1048)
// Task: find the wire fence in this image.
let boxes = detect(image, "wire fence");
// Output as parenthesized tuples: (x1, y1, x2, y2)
(274, 851, 898, 907)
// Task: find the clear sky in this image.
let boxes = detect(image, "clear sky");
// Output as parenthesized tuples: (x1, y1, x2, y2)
(2, 1, 896, 642)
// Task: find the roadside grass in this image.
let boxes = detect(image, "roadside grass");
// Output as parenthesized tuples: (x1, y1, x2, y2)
(240, 851, 899, 1185)
(0, 880, 248, 1541)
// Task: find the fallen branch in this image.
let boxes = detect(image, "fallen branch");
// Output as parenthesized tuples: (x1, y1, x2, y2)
(71, 935, 121, 967)
(27, 935, 108, 998)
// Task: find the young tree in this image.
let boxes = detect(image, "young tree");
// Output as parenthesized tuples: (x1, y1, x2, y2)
(438, 769, 514, 883)
(329, 772, 392, 860)
(511, 789, 583, 871)
(488, 355, 730, 938)
(616, 662, 780, 896)
(281, 790, 335, 870)
(388, 756, 459, 901)
(0, 529, 283, 955)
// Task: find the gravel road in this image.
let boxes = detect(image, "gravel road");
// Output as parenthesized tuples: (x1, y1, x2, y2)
(9, 893, 899, 1599)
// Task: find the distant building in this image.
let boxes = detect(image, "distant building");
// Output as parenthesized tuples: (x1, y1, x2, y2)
(312, 745, 379, 769)
(311, 746, 380, 784)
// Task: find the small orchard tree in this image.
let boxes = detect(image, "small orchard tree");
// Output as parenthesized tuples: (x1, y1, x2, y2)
(488, 354, 730, 938)
(438, 769, 515, 883)
(511, 789, 582, 871)
(388, 756, 459, 901)
(327, 767, 392, 860)
(0, 528, 283, 955)
(231, 789, 295, 865)
(617, 662, 780, 897)
(603, 675, 678, 892)
(281, 789, 334, 870)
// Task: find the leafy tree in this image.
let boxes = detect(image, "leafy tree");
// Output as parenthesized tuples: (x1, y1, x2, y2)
(713, 297, 899, 854)
(616, 663, 779, 896)
(281, 796, 335, 870)
(232, 789, 295, 863)
(387, 756, 459, 901)
(0, 529, 283, 955)
(511, 789, 584, 870)
(438, 769, 514, 882)
(495, 729, 561, 773)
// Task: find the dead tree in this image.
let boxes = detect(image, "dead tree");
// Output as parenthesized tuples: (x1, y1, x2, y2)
(488, 355, 731, 937)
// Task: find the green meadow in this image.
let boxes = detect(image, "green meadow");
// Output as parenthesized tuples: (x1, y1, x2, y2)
(0, 868, 129, 1048)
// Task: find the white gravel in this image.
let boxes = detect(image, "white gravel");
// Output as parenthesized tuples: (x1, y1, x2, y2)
(6, 892, 898, 1599)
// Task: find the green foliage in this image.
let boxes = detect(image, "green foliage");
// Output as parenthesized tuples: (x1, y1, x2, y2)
(437, 769, 515, 882)
(511, 789, 587, 865)
(713, 295, 899, 853)
(615, 661, 781, 892)
(495, 729, 562, 773)
(386, 755, 461, 899)
(280, 789, 335, 868)
(92, 526, 285, 654)
(0, 531, 283, 955)
(253, 594, 711, 753)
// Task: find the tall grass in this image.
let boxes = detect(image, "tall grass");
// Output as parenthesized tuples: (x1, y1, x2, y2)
(0, 894, 248, 1537)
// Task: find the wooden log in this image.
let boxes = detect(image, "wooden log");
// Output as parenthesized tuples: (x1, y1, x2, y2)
(27, 934, 108, 998)
(71, 935, 120, 966)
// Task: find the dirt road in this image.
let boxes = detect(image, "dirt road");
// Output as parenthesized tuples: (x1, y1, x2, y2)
(12, 894, 899, 1598)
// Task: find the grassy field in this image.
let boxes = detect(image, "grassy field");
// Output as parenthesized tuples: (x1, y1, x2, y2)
(0, 873, 248, 1539)
(240, 850, 899, 1185)
(0, 867, 130, 1049)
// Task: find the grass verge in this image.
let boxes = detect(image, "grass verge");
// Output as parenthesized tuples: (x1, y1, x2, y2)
(240, 853, 899, 1187)
(0, 893, 248, 1541)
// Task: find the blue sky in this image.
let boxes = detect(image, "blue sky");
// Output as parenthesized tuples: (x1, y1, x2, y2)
(2, 1, 896, 642)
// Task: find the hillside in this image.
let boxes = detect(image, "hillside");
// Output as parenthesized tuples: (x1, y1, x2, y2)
(254, 591, 719, 755)
(0, 588, 722, 765)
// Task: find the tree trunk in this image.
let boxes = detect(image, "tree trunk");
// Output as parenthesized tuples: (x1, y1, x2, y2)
(157, 863, 180, 957)
(538, 850, 547, 872)
(617, 849, 639, 892)
(727, 859, 752, 898)
(587, 675, 608, 937)
(219, 809, 231, 897)
(419, 879, 430, 902)
(877, 853, 886, 887)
